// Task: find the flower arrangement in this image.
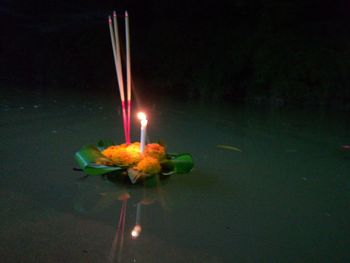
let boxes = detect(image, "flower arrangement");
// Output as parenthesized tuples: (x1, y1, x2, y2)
(98, 143, 143, 166)
(99, 142, 165, 175)
(75, 140, 193, 184)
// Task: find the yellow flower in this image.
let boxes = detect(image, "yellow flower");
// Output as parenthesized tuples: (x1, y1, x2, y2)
(144, 143, 166, 160)
(101, 142, 141, 166)
(135, 156, 161, 175)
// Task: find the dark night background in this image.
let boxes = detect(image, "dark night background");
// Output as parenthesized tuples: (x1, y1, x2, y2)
(2, 0, 350, 109)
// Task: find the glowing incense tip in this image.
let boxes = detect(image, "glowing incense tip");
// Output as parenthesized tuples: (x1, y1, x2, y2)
(137, 112, 146, 121)
(125, 11, 128, 17)
(108, 16, 112, 24)
(113, 10, 116, 17)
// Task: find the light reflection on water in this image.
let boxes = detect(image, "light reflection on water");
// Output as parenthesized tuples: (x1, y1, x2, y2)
(73, 175, 175, 263)
(107, 191, 128, 263)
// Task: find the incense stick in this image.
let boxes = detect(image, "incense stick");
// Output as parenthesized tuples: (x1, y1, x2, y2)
(125, 11, 131, 144)
(113, 12, 128, 144)
(109, 13, 128, 143)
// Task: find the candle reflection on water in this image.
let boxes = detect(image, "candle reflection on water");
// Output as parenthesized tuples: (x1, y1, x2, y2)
(131, 203, 142, 239)
(105, 184, 164, 262)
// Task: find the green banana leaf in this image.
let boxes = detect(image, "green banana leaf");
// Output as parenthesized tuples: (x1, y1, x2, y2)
(74, 145, 123, 176)
(74, 142, 194, 180)
(161, 154, 194, 174)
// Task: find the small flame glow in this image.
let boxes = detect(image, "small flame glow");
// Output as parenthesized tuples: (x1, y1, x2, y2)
(137, 112, 146, 121)
(141, 119, 148, 127)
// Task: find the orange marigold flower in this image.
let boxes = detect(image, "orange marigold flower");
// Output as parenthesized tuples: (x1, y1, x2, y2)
(144, 143, 166, 160)
(96, 158, 114, 166)
(101, 142, 141, 166)
(135, 156, 161, 175)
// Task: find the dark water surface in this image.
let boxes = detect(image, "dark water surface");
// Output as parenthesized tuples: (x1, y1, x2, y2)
(1, 93, 350, 262)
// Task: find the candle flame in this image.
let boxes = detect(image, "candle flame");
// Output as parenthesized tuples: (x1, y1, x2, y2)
(141, 119, 148, 127)
(137, 112, 146, 121)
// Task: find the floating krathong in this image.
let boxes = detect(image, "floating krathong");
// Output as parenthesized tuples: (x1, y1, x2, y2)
(74, 11, 193, 183)
(75, 140, 193, 184)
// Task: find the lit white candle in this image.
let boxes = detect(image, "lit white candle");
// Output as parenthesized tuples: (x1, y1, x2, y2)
(137, 112, 147, 153)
